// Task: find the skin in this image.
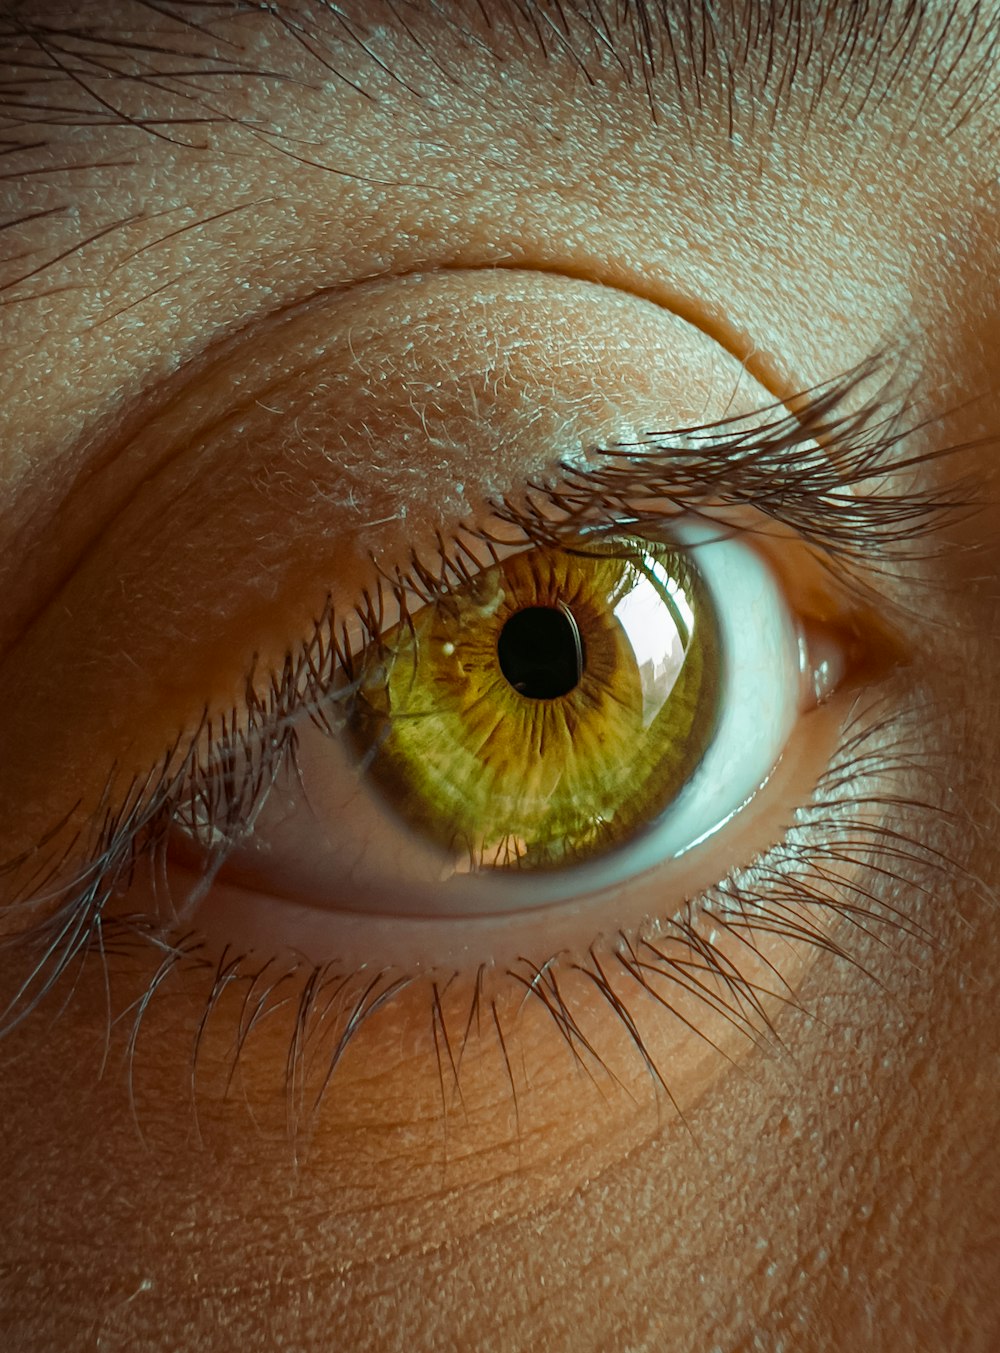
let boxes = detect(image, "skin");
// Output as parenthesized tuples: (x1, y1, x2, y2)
(1, 3, 999, 1349)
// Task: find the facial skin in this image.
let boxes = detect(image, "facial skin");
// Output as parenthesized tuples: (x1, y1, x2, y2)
(1, 3, 999, 1349)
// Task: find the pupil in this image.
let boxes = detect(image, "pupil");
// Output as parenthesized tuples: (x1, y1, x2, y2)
(497, 605, 584, 700)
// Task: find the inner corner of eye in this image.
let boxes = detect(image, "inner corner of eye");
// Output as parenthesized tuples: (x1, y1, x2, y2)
(157, 523, 871, 952)
(790, 574, 908, 714)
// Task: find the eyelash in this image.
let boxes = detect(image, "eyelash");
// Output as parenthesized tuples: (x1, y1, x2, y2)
(0, 358, 979, 1123)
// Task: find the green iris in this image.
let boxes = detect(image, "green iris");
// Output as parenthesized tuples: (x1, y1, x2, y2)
(348, 539, 720, 870)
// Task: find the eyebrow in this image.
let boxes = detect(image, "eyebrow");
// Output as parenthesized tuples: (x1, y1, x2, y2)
(514, 0, 1000, 134)
(2, 0, 998, 136)
(0, 0, 997, 299)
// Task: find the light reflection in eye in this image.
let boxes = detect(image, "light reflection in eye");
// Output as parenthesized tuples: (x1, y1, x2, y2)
(613, 558, 696, 721)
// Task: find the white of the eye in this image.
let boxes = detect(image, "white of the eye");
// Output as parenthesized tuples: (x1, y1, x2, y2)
(205, 526, 803, 919)
(611, 523, 801, 873)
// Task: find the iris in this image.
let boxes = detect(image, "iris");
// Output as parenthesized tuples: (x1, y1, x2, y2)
(349, 540, 719, 871)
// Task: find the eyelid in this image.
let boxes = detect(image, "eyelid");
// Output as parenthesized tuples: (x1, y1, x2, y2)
(0, 461, 912, 991)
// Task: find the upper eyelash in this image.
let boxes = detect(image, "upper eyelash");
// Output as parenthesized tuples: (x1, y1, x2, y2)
(502, 354, 981, 567)
(0, 357, 980, 1041)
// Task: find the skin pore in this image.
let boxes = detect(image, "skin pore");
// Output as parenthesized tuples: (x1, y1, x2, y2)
(1, 2, 999, 1349)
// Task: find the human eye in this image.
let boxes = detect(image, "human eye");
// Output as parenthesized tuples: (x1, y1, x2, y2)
(1, 3, 998, 1349)
(178, 522, 799, 924)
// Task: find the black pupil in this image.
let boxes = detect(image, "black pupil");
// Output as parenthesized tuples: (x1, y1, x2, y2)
(497, 606, 584, 700)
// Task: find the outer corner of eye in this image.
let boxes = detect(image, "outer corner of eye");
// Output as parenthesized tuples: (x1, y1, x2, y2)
(157, 520, 878, 971)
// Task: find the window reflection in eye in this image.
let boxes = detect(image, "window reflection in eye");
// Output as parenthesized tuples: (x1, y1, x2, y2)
(1, 1, 999, 1348)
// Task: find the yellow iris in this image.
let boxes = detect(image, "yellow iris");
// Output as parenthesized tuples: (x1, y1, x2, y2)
(349, 539, 720, 870)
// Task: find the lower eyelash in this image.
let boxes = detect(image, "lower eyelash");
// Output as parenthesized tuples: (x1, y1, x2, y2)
(19, 679, 970, 1149)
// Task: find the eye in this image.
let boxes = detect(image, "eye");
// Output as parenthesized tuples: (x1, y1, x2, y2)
(178, 524, 816, 936)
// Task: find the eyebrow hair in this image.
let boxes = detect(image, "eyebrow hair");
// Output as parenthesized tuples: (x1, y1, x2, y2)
(2, 0, 998, 136)
(0, 0, 997, 297)
(503, 0, 1000, 132)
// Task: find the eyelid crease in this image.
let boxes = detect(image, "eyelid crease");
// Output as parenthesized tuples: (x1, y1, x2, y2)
(1, 260, 767, 660)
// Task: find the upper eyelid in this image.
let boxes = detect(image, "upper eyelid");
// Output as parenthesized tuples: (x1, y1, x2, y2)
(0, 2, 990, 627)
(504, 365, 972, 565)
(0, 3, 990, 587)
